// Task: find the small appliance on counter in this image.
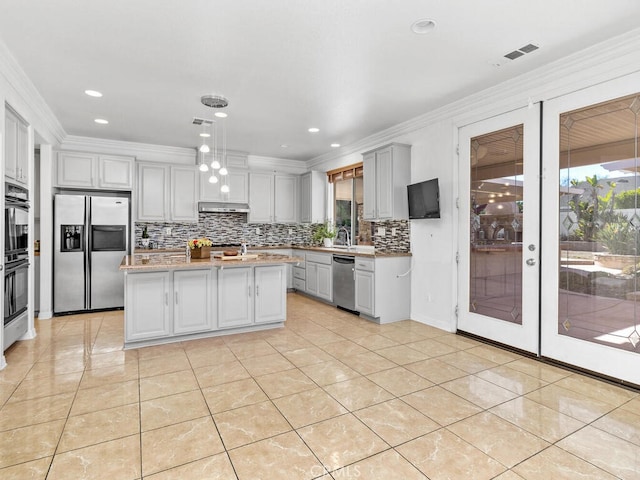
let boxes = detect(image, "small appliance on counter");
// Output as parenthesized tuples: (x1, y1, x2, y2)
(54, 193, 130, 314)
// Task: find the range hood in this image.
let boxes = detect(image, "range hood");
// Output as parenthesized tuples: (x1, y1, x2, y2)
(198, 202, 250, 213)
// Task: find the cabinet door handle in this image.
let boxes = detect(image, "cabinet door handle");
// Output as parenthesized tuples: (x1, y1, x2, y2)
(256, 285, 259, 296)
(248, 285, 251, 297)
(165, 293, 168, 305)
(175, 292, 178, 304)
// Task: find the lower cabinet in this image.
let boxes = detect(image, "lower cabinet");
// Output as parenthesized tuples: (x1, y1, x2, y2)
(354, 256, 412, 324)
(173, 269, 216, 334)
(125, 265, 287, 345)
(255, 265, 286, 323)
(125, 271, 172, 342)
(305, 253, 332, 302)
(218, 267, 253, 328)
(354, 269, 374, 316)
(218, 265, 286, 328)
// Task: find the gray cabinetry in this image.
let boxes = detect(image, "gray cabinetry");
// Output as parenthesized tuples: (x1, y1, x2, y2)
(362, 143, 411, 220)
(137, 163, 198, 222)
(56, 152, 133, 190)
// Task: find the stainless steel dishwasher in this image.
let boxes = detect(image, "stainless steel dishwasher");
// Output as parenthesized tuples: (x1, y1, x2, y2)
(333, 254, 356, 312)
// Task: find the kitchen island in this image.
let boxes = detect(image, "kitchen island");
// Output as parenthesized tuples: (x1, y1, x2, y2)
(119, 252, 303, 348)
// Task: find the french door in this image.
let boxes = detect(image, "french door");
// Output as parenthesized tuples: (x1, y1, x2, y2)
(458, 105, 541, 354)
(458, 73, 640, 385)
(541, 72, 640, 385)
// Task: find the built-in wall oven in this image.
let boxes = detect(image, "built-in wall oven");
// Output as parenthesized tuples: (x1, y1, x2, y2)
(4, 183, 29, 350)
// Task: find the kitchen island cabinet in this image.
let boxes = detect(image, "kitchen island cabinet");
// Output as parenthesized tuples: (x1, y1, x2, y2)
(120, 253, 300, 348)
(124, 271, 172, 342)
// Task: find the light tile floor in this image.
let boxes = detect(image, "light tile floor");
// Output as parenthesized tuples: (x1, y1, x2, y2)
(1, 293, 639, 479)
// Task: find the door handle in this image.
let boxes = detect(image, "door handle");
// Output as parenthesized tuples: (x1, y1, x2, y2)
(526, 258, 536, 266)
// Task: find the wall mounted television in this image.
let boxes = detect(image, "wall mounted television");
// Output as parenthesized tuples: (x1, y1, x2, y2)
(407, 178, 440, 219)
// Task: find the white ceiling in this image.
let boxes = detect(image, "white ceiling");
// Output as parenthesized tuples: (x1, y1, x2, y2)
(1, 1, 639, 162)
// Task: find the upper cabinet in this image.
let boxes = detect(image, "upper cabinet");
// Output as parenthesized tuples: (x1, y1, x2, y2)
(137, 162, 199, 222)
(299, 171, 326, 223)
(5, 107, 29, 186)
(56, 151, 133, 190)
(199, 153, 249, 204)
(362, 143, 411, 220)
(248, 172, 298, 223)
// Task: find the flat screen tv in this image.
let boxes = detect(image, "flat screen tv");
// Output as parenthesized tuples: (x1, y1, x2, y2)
(407, 178, 440, 219)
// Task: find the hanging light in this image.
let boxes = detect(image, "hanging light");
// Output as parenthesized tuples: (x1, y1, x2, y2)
(197, 150, 209, 172)
(198, 93, 231, 193)
(209, 122, 220, 169)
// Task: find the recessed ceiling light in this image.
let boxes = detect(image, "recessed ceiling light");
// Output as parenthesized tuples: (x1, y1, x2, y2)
(214, 112, 227, 118)
(85, 90, 102, 97)
(94, 118, 109, 124)
(280, 144, 289, 148)
(411, 18, 437, 34)
(331, 143, 340, 148)
(308, 127, 320, 133)
(199, 132, 210, 138)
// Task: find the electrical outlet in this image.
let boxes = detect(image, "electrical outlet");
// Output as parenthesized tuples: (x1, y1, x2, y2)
(377, 227, 386, 237)
(163, 227, 172, 235)
(391, 227, 397, 236)
(255, 227, 261, 235)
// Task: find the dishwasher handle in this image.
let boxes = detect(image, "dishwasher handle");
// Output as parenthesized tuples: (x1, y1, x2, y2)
(333, 255, 355, 264)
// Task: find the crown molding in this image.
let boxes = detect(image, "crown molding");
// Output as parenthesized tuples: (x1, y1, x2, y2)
(0, 39, 66, 145)
(249, 155, 307, 174)
(307, 27, 640, 171)
(60, 135, 198, 164)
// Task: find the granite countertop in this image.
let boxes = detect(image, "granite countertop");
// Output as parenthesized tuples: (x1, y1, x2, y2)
(120, 252, 304, 271)
(134, 245, 411, 258)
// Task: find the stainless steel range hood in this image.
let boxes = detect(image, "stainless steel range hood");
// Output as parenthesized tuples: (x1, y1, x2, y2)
(198, 202, 250, 213)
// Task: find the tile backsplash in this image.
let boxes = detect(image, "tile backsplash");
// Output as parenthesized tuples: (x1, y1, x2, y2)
(372, 220, 410, 252)
(135, 213, 411, 252)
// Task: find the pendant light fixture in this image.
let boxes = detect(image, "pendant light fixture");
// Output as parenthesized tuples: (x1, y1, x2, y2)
(198, 93, 231, 194)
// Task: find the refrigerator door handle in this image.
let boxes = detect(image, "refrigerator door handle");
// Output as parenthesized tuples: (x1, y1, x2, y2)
(85, 197, 91, 310)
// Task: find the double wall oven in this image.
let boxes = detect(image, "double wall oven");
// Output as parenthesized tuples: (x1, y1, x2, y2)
(4, 183, 29, 350)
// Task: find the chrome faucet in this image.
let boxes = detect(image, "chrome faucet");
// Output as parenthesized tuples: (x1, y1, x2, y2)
(338, 226, 351, 248)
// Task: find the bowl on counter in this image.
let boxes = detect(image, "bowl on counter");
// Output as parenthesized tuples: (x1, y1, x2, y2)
(223, 250, 238, 257)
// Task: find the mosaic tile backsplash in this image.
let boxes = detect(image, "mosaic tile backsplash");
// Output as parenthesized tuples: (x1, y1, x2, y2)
(135, 213, 410, 252)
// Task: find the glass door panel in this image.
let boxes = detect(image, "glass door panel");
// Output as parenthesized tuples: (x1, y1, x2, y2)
(458, 105, 540, 354)
(542, 71, 640, 384)
(470, 125, 524, 325)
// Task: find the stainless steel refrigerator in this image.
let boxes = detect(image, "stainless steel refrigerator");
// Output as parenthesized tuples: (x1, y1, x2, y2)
(54, 194, 130, 314)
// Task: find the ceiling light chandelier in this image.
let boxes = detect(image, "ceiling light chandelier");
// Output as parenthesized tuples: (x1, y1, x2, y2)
(198, 123, 210, 172)
(199, 94, 230, 193)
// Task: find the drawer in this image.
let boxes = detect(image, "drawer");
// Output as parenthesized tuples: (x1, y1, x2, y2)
(293, 278, 306, 290)
(355, 257, 374, 272)
(293, 266, 306, 280)
(306, 252, 332, 265)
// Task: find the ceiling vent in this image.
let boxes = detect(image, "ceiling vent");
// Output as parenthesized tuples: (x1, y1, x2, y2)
(201, 94, 229, 109)
(192, 117, 214, 126)
(504, 43, 539, 61)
